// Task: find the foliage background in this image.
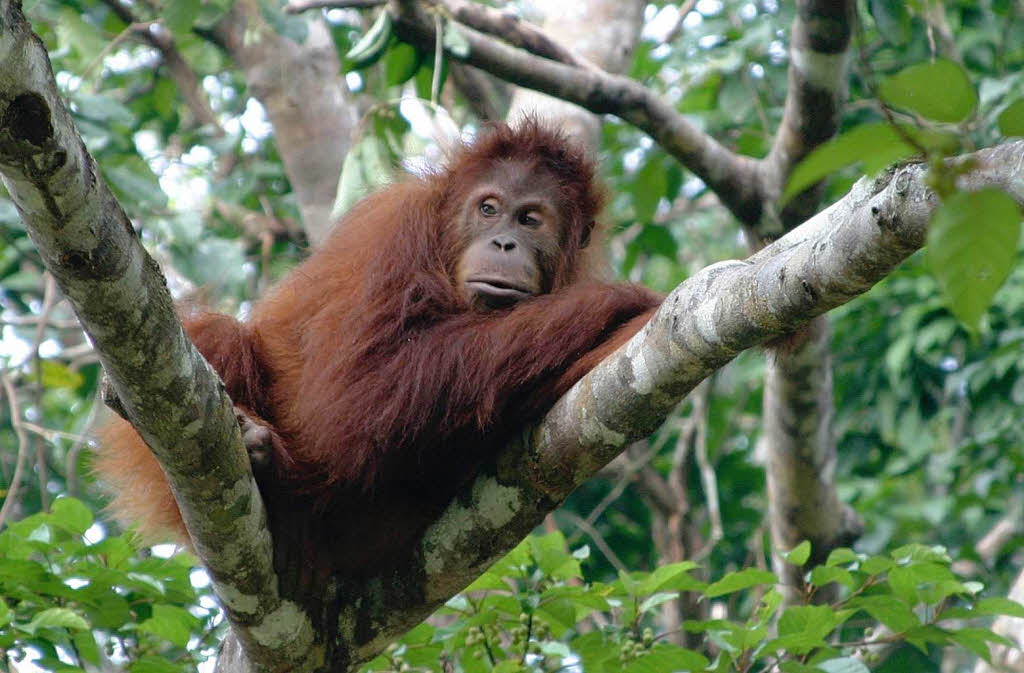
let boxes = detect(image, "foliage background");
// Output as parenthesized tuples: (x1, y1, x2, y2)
(0, 0, 1022, 671)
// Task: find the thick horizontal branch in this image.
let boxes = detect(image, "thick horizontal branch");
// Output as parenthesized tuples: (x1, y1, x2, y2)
(389, 0, 764, 224)
(537, 143, 1024, 486)
(0, 4, 314, 671)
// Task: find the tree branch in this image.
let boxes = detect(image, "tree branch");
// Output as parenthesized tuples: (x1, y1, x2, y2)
(440, 0, 589, 68)
(389, 0, 764, 224)
(284, 0, 387, 12)
(213, 0, 358, 245)
(760, 0, 856, 232)
(0, 5, 317, 670)
(98, 0, 226, 136)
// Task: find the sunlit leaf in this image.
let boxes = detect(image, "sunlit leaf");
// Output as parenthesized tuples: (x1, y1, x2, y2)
(927, 188, 1021, 330)
(164, 0, 201, 37)
(136, 604, 197, 648)
(997, 98, 1024, 136)
(880, 59, 977, 123)
(782, 540, 811, 566)
(705, 568, 777, 598)
(51, 497, 93, 535)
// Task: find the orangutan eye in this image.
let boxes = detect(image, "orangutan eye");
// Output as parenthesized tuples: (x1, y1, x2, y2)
(480, 201, 498, 216)
(519, 212, 540, 227)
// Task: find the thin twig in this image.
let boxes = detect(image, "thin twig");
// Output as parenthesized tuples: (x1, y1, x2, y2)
(22, 422, 94, 446)
(432, 12, 443, 105)
(0, 369, 31, 530)
(662, 0, 697, 44)
(562, 511, 628, 574)
(575, 440, 665, 538)
(31, 273, 58, 512)
(689, 382, 722, 562)
(64, 396, 101, 498)
(0, 314, 81, 329)
(284, 0, 386, 13)
(80, 20, 157, 85)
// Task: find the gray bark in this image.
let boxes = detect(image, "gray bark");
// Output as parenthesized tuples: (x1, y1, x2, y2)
(0, 6, 314, 671)
(756, 0, 858, 594)
(507, 0, 646, 146)
(214, 0, 358, 245)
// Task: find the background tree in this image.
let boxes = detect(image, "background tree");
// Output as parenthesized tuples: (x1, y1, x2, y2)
(1, 0, 1023, 672)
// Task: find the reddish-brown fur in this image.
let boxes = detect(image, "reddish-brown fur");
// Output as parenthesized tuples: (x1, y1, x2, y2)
(94, 122, 661, 570)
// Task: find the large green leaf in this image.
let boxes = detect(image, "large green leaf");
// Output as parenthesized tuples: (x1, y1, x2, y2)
(927, 188, 1021, 330)
(50, 497, 93, 535)
(136, 604, 197, 648)
(164, 0, 202, 37)
(782, 123, 920, 203)
(879, 59, 978, 123)
(998, 98, 1024, 137)
(25, 607, 90, 633)
(704, 568, 777, 598)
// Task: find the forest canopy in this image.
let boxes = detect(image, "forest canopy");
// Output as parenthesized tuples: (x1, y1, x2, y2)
(0, 1, 1023, 672)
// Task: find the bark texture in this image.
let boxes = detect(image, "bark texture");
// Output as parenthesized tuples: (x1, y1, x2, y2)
(0, 6, 315, 671)
(214, 0, 358, 244)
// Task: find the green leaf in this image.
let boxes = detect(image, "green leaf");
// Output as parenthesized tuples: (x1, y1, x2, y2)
(781, 123, 918, 203)
(72, 630, 101, 666)
(927, 188, 1021, 330)
(136, 604, 197, 648)
(947, 627, 1011, 662)
(637, 562, 703, 594)
(131, 656, 184, 673)
(332, 134, 393, 219)
(638, 592, 678, 615)
(810, 566, 855, 590)
(90, 536, 134, 569)
(869, 0, 910, 44)
(385, 43, 423, 86)
(51, 497, 93, 535)
(997, 98, 1024, 137)
(531, 533, 581, 580)
(705, 568, 777, 598)
(677, 73, 722, 112)
(848, 596, 918, 633)
(625, 644, 709, 673)
(345, 10, 393, 68)
(859, 555, 894, 575)
(634, 159, 668, 222)
(969, 597, 1024, 618)
(464, 570, 509, 592)
(26, 607, 90, 633)
(825, 548, 858, 566)
(778, 605, 840, 638)
(39, 360, 84, 390)
(165, 0, 202, 37)
(879, 59, 978, 123)
(783, 540, 811, 566)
